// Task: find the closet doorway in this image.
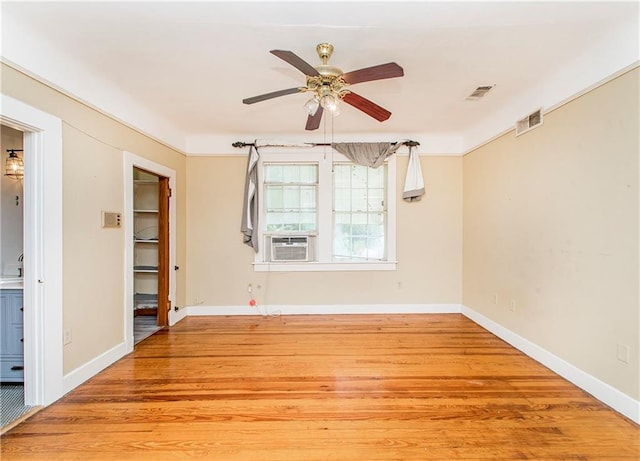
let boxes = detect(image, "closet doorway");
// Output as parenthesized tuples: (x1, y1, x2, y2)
(132, 167, 170, 343)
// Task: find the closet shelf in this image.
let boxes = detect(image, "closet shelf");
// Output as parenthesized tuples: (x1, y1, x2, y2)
(134, 265, 158, 273)
(134, 292, 158, 310)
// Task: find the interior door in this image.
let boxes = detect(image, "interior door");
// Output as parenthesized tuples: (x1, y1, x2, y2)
(157, 176, 170, 327)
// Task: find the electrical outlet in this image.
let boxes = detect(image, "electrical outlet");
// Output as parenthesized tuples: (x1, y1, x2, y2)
(63, 328, 72, 345)
(493, 294, 498, 305)
(509, 300, 516, 312)
(247, 284, 253, 293)
(617, 343, 630, 364)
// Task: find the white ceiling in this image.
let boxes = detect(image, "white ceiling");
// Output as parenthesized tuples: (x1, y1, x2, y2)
(1, 1, 638, 154)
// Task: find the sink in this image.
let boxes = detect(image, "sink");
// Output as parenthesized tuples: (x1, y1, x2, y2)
(0, 277, 24, 289)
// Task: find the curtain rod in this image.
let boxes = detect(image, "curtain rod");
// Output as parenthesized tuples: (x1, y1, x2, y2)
(232, 140, 420, 148)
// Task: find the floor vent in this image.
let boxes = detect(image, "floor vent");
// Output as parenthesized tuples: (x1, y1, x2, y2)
(466, 85, 495, 100)
(516, 109, 543, 136)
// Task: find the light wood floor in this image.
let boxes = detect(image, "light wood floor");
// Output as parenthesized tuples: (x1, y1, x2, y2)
(1, 314, 638, 460)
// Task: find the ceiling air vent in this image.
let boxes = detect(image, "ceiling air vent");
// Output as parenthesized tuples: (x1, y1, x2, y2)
(516, 109, 543, 136)
(466, 85, 495, 100)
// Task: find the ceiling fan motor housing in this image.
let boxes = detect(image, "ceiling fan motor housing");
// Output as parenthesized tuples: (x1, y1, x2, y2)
(315, 43, 343, 77)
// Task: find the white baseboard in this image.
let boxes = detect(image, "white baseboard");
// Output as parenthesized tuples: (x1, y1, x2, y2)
(462, 305, 640, 424)
(186, 303, 462, 316)
(62, 341, 128, 395)
(170, 306, 188, 325)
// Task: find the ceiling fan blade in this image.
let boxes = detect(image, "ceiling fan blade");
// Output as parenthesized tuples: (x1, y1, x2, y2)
(341, 62, 404, 85)
(342, 92, 392, 122)
(305, 106, 324, 131)
(270, 50, 321, 77)
(242, 87, 302, 105)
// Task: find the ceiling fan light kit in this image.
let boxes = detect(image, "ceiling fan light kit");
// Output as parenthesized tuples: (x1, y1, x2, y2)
(243, 43, 404, 130)
(303, 96, 320, 116)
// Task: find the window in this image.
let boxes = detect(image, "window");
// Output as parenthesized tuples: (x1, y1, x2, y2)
(264, 163, 317, 233)
(333, 164, 387, 261)
(256, 151, 396, 271)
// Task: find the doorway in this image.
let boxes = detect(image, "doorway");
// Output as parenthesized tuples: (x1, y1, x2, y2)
(0, 94, 64, 412)
(132, 168, 170, 343)
(124, 152, 176, 352)
(0, 124, 31, 430)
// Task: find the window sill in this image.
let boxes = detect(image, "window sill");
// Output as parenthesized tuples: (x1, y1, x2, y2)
(253, 261, 397, 272)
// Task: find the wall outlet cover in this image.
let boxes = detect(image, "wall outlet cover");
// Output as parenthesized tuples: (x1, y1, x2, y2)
(102, 211, 122, 228)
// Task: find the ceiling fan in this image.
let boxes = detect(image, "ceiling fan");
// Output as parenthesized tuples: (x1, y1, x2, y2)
(242, 43, 404, 131)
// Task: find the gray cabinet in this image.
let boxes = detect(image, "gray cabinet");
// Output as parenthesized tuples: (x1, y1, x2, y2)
(0, 289, 24, 382)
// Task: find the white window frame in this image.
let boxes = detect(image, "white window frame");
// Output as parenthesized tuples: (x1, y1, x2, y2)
(253, 150, 397, 272)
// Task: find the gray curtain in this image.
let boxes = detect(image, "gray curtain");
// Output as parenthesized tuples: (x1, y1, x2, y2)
(241, 145, 260, 252)
(332, 142, 402, 168)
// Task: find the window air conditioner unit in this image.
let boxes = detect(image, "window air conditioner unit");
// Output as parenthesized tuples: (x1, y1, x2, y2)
(270, 236, 309, 262)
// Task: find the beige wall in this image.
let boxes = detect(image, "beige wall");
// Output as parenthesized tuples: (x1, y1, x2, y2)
(186, 155, 463, 307)
(463, 68, 639, 399)
(1, 63, 188, 373)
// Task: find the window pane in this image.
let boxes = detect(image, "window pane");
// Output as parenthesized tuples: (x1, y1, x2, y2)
(282, 212, 300, 231)
(367, 237, 385, 260)
(265, 186, 283, 211)
(368, 222, 384, 237)
(300, 222, 316, 231)
(300, 186, 316, 209)
(264, 165, 283, 183)
(352, 237, 368, 258)
(350, 165, 367, 188)
(334, 189, 351, 212)
(334, 165, 351, 188)
(332, 163, 387, 262)
(265, 212, 282, 231)
(300, 212, 316, 226)
(367, 189, 384, 212)
(334, 237, 350, 258)
(368, 167, 385, 188)
(299, 165, 318, 183)
(334, 213, 351, 235)
(333, 212, 350, 257)
(351, 189, 367, 212)
(283, 165, 300, 183)
(351, 213, 367, 225)
(282, 186, 300, 209)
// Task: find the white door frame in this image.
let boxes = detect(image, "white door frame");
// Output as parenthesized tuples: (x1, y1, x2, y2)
(1, 94, 64, 406)
(123, 152, 177, 352)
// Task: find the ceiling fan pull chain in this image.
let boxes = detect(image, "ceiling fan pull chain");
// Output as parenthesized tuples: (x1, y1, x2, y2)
(331, 113, 335, 173)
(323, 108, 327, 161)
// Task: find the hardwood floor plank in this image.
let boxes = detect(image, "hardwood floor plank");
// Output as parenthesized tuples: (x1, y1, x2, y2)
(1, 314, 638, 460)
